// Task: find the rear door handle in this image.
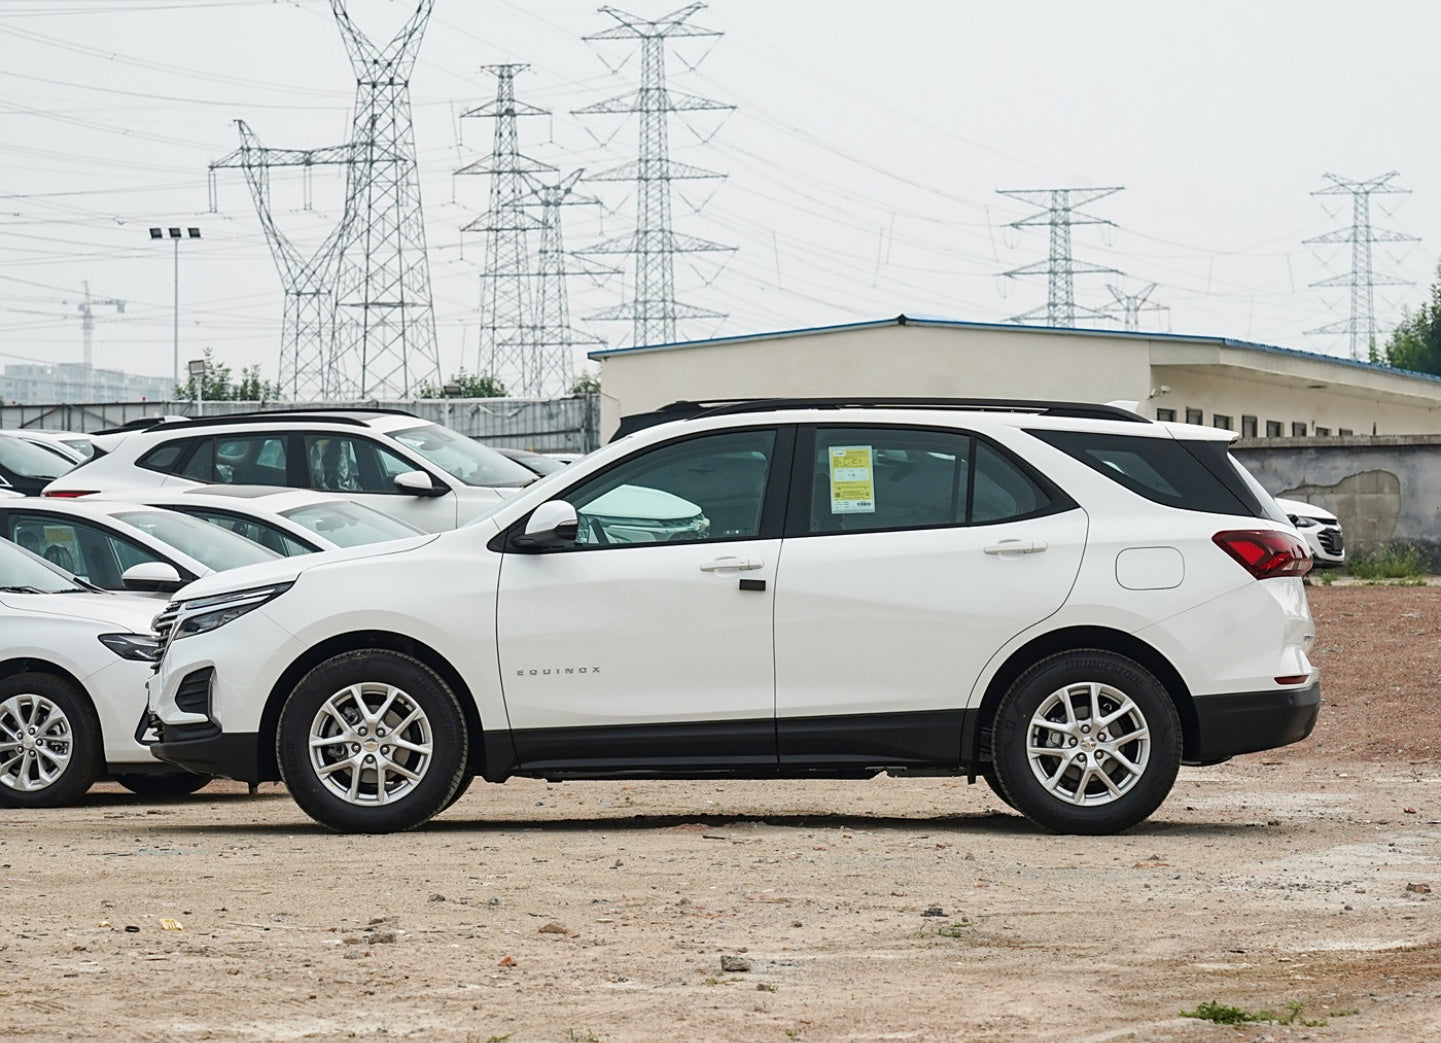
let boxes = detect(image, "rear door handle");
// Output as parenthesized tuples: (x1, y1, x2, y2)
(983, 539, 1048, 556)
(699, 556, 764, 572)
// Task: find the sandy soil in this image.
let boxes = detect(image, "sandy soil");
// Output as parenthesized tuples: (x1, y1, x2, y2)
(1, 584, 1438, 1042)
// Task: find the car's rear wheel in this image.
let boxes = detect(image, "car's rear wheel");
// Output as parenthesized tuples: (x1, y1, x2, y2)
(276, 650, 467, 834)
(990, 651, 1180, 834)
(113, 771, 213, 797)
(0, 672, 102, 808)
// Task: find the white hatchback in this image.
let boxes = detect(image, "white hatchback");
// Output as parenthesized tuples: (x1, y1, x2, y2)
(145, 399, 1320, 835)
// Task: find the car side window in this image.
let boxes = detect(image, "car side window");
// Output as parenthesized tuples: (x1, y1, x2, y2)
(184, 508, 313, 557)
(305, 435, 417, 494)
(807, 427, 1055, 534)
(180, 435, 288, 485)
(557, 429, 777, 547)
(6, 514, 164, 589)
(138, 440, 188, 475)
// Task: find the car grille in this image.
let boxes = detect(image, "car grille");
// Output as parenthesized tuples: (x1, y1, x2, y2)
(1318, 529, 1344, 554)
(151, 601, 180, 666)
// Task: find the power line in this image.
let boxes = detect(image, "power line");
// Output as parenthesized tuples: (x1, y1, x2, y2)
(997, 186, 1123, 328)
(1305, 171, 1417, 360)
(574, 3, 734, 347)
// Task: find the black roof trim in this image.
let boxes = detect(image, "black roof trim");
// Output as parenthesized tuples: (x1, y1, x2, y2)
(95, 407, 419, 436)
(611, 397, 1149, 440)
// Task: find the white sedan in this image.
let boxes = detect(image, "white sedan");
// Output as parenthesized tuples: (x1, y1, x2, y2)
(85, 485, 426, 556)
(0, 497, 279, 596)
(0, 539, 210, 807)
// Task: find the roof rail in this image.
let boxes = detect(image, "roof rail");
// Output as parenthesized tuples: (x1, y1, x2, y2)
(93, 406, 419, 436)
(611, 397, 1149, 440)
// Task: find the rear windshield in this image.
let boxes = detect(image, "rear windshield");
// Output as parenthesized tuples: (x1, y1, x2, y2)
(0, 435, 70, 480)
(1031, 430, 1268, 517)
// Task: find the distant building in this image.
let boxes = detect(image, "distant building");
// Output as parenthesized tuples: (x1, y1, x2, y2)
(590, 315, 1441, 440)
(1, 363, 171, 404)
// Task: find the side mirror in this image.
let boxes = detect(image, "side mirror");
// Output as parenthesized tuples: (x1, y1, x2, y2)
(121, 561, 185, 594)
(394, 470, 447, 497)
(512, 500, 579, 552)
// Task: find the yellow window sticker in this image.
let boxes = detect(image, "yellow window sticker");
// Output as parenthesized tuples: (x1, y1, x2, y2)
(829, 445, 875, 514)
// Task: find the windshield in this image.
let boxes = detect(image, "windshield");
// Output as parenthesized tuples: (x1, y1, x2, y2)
(0, 538, 86, 593)
(110, 509, 280, 571)
(280, 502, 424, 548)
(390, 425, 535, 488)
(0, 435, 71, 480)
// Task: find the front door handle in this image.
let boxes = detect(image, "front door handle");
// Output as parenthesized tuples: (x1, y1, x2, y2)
(983, 539, 1048, 556)
(699, 556, 764, 572)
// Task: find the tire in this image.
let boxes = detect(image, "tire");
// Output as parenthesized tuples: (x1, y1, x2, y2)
(443, 771, 476, 811)
(276, 650, 468, 834)
(0, 672, 102, 808)
(113, 771, 213, 797)
(990, 651, 1181, 835)
(978, 766, 1017, 810)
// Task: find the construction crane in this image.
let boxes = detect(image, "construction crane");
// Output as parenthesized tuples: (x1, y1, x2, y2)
(74, 281, 125, 398)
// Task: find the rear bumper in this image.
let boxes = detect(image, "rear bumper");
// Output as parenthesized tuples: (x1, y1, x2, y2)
(1186, 680, 1321, 764)
(151, 724, 268, 784)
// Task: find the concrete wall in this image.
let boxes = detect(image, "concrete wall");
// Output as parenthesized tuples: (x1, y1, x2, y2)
(1233, 437, 1441, 566)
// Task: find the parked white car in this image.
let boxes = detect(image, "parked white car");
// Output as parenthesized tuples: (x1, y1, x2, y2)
(85, 486, 426, 556)
(0, 429, 94, 463)
(0, 539, 211, 807)
(145, 399, 1319, 836)
(43, 409, 535, 531)
(1274, 496, 1345, 568)
(0, 497, 279, 596)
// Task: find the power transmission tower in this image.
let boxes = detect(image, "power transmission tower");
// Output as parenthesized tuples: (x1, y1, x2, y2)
(328, 0, 441, 399)
(575, 3, 734, 348)
(998, 186, 1123, 327)
(457, 64, 554, 393)
(210, 119, 356, 400)
(75, 281, 125, 399)
(1305, 172, 1417, 360)
(1104, 282, 1165, 332)
(528, 171, 607, 396)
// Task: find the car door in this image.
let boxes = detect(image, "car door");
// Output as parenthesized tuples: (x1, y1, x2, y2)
(494, 426, 791, 772)
(300, 433, 458, 532)
(772, 424, 1088, 767)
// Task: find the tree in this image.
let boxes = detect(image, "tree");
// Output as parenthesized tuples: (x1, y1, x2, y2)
(1384, 262, 1441, 376)
(173, 347, 279, 401)
(415, 369, 507, 398)
(569, 371, 601, 395)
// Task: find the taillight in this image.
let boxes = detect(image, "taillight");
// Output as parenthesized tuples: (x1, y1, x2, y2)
(1213, 530, 1313, 579)
(43, 490, 96, 498)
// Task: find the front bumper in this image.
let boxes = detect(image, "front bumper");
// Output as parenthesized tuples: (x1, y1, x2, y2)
(1187, 680, 1321, 764)
(150, 723, 267, 783)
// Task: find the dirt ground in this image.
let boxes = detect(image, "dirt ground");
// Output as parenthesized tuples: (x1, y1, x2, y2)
(2, 584, 1439, 1042)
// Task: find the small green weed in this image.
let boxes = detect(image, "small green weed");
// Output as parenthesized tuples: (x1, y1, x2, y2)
(1345, 544, 1427, 581)
(567, 1031, 599, 1043)
(936, 920, 973, 938)
(1179, 1000, 1352, 1027)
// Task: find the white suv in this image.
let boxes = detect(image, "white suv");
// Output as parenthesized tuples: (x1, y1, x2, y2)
(144, 399, 1320, 835)
(42, 410, 536, 532)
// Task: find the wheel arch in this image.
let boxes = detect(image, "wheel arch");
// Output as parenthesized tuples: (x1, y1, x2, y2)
(259, 631, 485, 782)
(965, 626, 1199, 765)
(0, 657, 90, 701)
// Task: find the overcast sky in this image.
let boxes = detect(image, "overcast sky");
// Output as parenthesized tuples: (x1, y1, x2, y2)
(4, 0, 1440, 390)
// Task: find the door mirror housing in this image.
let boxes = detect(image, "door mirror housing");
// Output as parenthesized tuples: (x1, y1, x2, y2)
(121, 561, 185, 594)
(512, 500, 579, 552)
(394, 470, 447, 497)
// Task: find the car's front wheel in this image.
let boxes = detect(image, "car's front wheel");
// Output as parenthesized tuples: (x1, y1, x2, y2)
(276, 650, 468, 833)
(0, 672, 102, 808)
(990, 651, 1181, 834)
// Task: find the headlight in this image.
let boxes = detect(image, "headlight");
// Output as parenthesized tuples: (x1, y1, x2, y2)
(172, 582, 293, 641)
(98, 633, 162, 662)
(1288, 515, 1319, 529)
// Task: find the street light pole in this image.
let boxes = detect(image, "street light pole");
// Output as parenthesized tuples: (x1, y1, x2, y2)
(149, 226, 201, 391)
